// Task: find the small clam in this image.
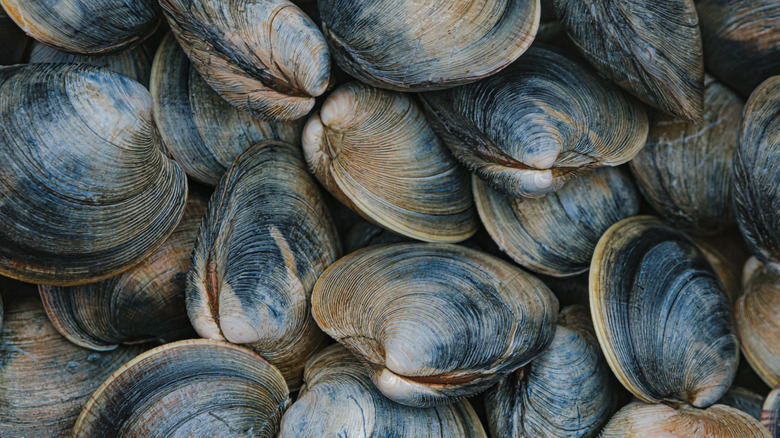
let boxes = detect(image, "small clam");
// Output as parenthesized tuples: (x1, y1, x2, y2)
(421, 46, 648, 199)
(474, 166, 639, 277)
(73, 339, 291, 437)
(763, 383, 780, 436)
(312, 243, 559, 407)
(303, 81, 478, 242)
(719, 387, 766, 421)
(279, 344, 487, 437)
(590, 216, 738, 407)
(0, 10, 30, 65)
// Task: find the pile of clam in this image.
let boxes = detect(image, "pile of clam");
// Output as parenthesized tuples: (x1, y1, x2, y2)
(0, 0, 778, 436)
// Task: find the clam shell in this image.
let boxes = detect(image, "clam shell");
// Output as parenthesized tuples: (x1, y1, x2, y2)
(279, 344, 487, 437)
(692, 231, 752, 304)
(421, 46, 648, 199)
(762, 383, 780, 436)
(303, 81, 478, 242)
(151, 33, 303, 186)
(590, 216, 738, 407)
(312, 243, 559, 407)
(73, 339, 291, 437)
(0, 64, 187, 286)
(718, 387, 765, 421)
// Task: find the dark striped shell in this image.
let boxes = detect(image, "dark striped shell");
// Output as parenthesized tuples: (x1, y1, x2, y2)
(718, 387, 765, 421)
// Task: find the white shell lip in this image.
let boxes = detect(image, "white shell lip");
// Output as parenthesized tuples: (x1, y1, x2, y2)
(374, 368, 439, 406)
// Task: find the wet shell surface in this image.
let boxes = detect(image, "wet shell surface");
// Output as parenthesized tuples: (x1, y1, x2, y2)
(484, 305, 616, 438)
(590, 216, 738, 407)
(763, 383, 780, 436)
(303, 81, 478, 242)
(73, 339, 291, 437)
(734, 76, 780, 275)
(474, 166, 639, 277)
(718, 387, 766, 421)
(0, 64, 187, 286)
(421, 46, 648, 199)
(37, 189, 208, 351)
(0, 0, 160, 54)
(317, 0, 540, 91)
(187, 141, 340, 389)
(312, 243, 559, 407)
(151, 33, 303, 186)
(630, 75, 742, 235)
(160, 0, 330, 120)
(279, 344, 487, 437)
(552, 0, 704, 122)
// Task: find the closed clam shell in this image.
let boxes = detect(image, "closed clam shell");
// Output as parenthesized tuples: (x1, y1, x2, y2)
(484, 305, 617, 438)
(312, 243, 559, 407)
(762, 383, 780, 436)
(37, 188, 208, 351)
(279, 344, 487, 437)
(303, 81, 478, 242)
(151, 33, 303, 186)
(600, 402, 769, 437)
(734, 76, 780, 275)
(73, 339, 291, 437)
(697, 0, 780, 98)
(318, 0, 539, 91)
(718, 387, 765, 421)
(0, 10, 30, 65)
(630, 76, 742, 235)
(736, 257, 780, 388)
(0, 281, 145, 437)
(590, 216, 738, 407)
(160, 0, 330, 121)
(551, 0, 704, 122)
(474, 166, 639, 277)
(187, 141, 340, 389)
(0, 64, 187, 286)
(0, 0, 160, 54)
(421, 46, 648, 199)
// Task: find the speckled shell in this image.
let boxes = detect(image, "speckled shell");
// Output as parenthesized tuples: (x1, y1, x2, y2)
(0, 10, 30, 65)
(312, 243, 559, 407)
(719, 387, 765, 421)
(187, 141, 340, 389)
(151, 33, 303, 186)
(37, 189, 208, 351)
(590, 216, 738, 408)
(697, 0, 780, 98)
(303, 82, 478, 242)
(551, 0, 704, 122)
(279, 344, 487, 437)
(73, 339, 291, 437)
(317, 0, 539, 91)
(421, 46, 648, 199)
(600, 402, 769, 438)
(0, 64, 187, 286)
(734, 76, 780, 275)
(484, 306, 616, 438)
(0, 281, 145, 437)
(737, 257, 780, 388)
(0, 0, 160, 54)
(474, 166, 639, 277)
(160, 0, 330, 121)
(630, 76, 742, 235)
(762, 383, 780, 436)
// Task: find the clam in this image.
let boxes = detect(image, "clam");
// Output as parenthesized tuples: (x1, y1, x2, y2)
(736, 257, 780, 388)
(303, 81, 478, 242)
(484, 305, 617, 438)
(38, 188, 208, 351)
(318, 0, 539, 91)
(474, 166, 639, 277)
(718, 387, 765, 421)
(696, 0, 780, 98)
(151, 34, 303, 186)
(630, 76, 742, 235)
(0, 280, 145, 437)
(0, 64, 187, 286)
(187, 140, 340, 389)
(73, 339, 291, 437)
(551, 0, 704, 122)
(763, 383, 780, 436)
(0, 0, 160, 54)
(0, 10, 30, 65)
(420, 46, 648, 199)
(160, 0, 330, 120)
(600, 402, 769, 437)
(734, 76, 780, 275)
(312, 243, 559, 407)
(279, 344, 487, 437)
(590, 216, 738, 407)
